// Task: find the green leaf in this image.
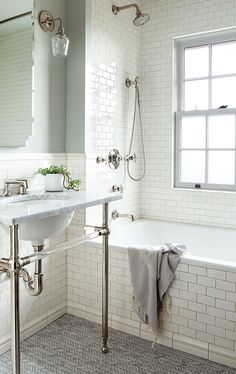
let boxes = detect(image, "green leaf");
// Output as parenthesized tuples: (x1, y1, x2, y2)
(38, 165, 70, 176)
(68, 179, 81, 190)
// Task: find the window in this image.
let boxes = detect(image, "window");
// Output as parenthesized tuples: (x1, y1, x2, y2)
(175, 31, 236, 191)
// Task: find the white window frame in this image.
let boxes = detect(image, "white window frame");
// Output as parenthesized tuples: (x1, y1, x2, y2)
(175, 30, 236, 192)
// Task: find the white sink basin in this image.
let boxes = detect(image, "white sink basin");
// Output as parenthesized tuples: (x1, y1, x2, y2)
(3, 199, 74, 246)
(0, 190, 122, 246)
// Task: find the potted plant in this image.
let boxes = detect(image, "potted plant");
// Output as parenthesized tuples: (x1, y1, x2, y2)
(38, 165, 81, 192)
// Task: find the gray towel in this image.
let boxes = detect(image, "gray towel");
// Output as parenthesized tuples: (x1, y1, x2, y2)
(128, 243, 185, 334)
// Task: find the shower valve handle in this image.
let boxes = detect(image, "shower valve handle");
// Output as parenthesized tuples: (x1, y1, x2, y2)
(124, 153, 136, 162)
(96, 156, 106, 164)
(96, 149, 122, 170)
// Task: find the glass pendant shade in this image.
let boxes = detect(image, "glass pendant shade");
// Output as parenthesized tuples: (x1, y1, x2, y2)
(52, 33, 69, 57)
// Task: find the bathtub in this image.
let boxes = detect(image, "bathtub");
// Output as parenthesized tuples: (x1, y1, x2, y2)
(106, 218, 236, 270)
(74, 218, 236, 368)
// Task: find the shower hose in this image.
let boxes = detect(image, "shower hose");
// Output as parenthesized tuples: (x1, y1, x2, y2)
(127, 82, 146, 181)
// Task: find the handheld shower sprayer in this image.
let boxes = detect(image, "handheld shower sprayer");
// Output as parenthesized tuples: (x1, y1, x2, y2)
(126, 77, 146, 182)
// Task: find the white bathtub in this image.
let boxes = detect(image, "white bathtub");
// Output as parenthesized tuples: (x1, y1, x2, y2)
(102, 218, 236, 270)
(85, 218, 236, 367)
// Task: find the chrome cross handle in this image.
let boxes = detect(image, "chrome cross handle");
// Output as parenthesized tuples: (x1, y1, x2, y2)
(96, 149, 136, 170)
(96, 156, 106, 164)
(124, 153, 136, 162)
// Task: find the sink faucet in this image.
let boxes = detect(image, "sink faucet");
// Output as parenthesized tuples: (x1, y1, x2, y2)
(4, 179, 28, 197)
(111, 210, 135, 222)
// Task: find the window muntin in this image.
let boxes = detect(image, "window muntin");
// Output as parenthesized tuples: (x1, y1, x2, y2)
(177, 112, 236, 188)
(175, 32, 236, 191)
(183, 41, 236, 111)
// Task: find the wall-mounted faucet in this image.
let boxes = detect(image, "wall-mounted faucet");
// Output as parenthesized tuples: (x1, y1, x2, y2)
(96, 149, 122, 170)
(96, 149, 136, 170)
(4, 179, 28, 197)
(111, 210, 135, 222)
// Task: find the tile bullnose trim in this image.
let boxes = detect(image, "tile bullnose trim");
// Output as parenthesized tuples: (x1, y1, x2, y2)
(173, 333, 209, 359)
(209, 344, 236, 369)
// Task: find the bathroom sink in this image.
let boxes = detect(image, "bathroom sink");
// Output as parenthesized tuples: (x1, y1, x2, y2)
(3, 199, 74, 245)
(0, 191, 122, 246)
(7, 199, 74, 245)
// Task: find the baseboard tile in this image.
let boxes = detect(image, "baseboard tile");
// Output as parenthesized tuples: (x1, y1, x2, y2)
(111, 320, 141, 338)
(0, 303, 66, 356)
(209, 344, 236, 369)
(67, 303, 141, 339)
(173, 333, 208, 359)
(67, 302, 103, 325)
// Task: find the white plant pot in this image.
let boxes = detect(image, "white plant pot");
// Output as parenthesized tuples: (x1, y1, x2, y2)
(45, 174, 64, 192)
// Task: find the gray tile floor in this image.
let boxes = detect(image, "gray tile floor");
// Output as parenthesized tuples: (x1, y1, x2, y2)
(0, 314, 236, 374)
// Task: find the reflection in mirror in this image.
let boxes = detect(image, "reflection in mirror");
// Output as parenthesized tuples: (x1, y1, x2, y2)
(0, 1, 33, 147)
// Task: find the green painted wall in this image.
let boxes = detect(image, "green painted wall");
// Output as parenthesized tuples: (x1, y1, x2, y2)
(66, 0, 87, 153)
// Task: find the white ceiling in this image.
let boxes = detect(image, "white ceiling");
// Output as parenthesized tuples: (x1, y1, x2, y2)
(0, 0, 33, 21)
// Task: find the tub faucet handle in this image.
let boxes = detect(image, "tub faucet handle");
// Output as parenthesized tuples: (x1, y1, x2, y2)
(112, 185, 123, 193)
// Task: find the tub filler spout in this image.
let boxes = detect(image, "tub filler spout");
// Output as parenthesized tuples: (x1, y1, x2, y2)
(111, 210, 135, 222)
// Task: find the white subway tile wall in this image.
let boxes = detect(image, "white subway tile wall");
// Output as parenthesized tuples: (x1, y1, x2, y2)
(141, 0, 236, 228)
(85, 0, 143, 225)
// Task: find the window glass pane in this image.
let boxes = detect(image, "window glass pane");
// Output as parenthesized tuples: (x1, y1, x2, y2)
(185, 46, 209, 79)
(185, 80, 208, 110)
(212, 76, 236, 108)
(208, 115, 235, 148)
(208, 151, 235, 184)
(212, 41, 236, 76)
(180, 151, 205, 183)
(181, 116, 206, 148)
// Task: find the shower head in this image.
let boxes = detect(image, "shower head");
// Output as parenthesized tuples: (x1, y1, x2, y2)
(112, 4, 150, 26)
(133, 12, 150, 26)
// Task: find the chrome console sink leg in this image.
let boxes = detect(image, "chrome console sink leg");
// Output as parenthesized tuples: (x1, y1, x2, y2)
(102, 203, 109, 353)
(10, 225, 21, 374)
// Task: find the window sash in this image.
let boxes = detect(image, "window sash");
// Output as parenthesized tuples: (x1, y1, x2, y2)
(177, 31, 236, 112)
(175, 30, 236, 191)
(175, 109, 236, 191)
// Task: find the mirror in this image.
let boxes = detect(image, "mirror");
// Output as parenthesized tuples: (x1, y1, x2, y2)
(0, 0, 34, 147)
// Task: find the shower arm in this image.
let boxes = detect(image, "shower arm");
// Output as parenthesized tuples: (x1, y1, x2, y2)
(112, 4, 141, 15)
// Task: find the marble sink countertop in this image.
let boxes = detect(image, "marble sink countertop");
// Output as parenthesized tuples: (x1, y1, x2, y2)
(0, 190, 122, 226)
